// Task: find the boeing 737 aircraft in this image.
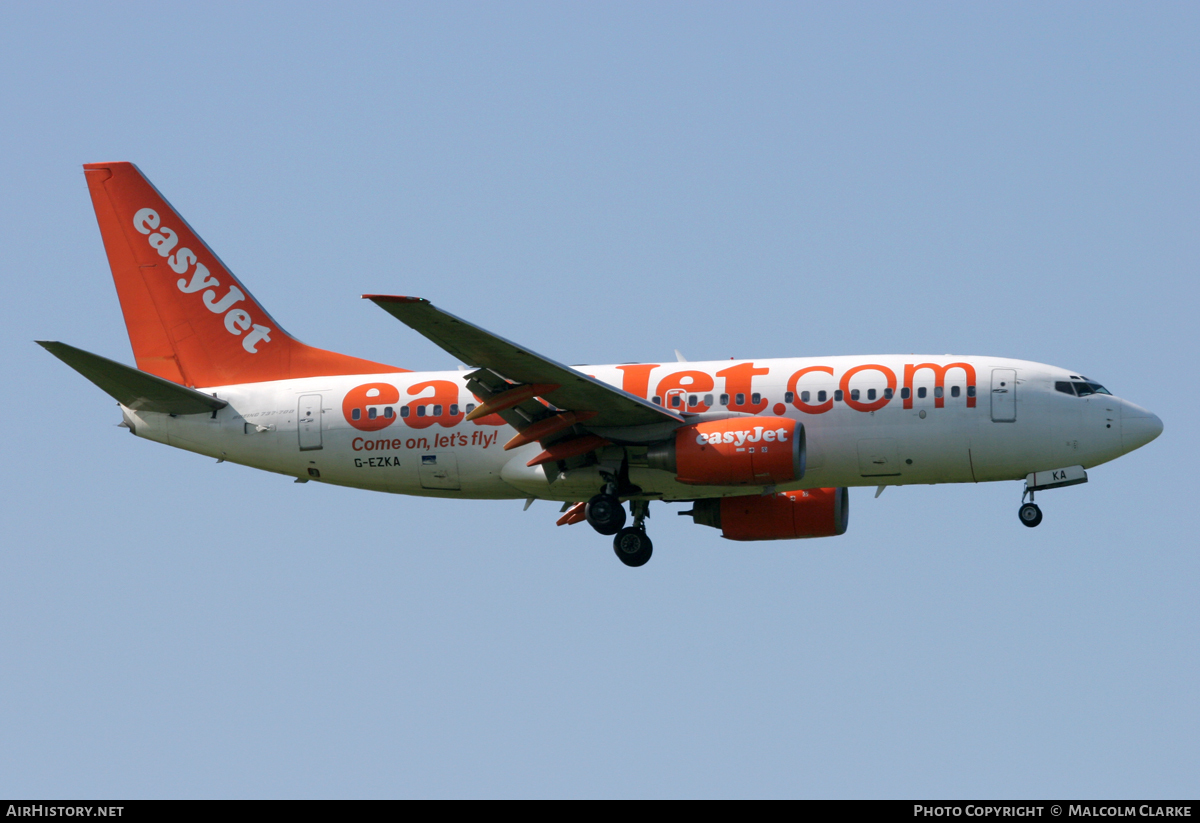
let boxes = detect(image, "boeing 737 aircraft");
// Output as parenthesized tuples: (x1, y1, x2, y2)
(42, 163, 1163, 566)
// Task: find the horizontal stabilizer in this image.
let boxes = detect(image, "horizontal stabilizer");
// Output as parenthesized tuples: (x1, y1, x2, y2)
(37, 341, 228, 415)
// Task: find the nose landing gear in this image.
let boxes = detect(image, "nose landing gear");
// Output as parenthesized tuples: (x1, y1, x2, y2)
(1016, 466, 1089, 528)
(1019, 485, 1043, 528)
(1018, 502, 1043, 527)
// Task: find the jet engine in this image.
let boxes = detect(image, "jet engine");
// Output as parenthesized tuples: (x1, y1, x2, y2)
(684, 487, 849, 541)
(645, 417, 805, 486)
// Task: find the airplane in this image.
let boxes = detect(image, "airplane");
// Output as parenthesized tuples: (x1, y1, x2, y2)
(41, 162, 1164, 567)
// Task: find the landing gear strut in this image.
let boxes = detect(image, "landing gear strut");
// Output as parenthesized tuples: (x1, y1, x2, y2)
(613, 499, 653, 567)
(1019, 486, 1043, 528)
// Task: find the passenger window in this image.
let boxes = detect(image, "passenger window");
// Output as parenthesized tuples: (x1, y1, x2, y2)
(652, 396, 662, 405)
(719, 394, 729, 406)
(801, 391, 810, 402)
(918, 387, 927, 399)
(704, 394, 713, 406)
(967, 386, 976, 398)
(934, 386, 944, 399)
(884, 388, 893, 399)
(688, 394, 698, 407)
(834, 390, 843, 402)
(735, 393, 745, 405)
(901, 387, 910, 400)
(671, 395, 681, 408)
(464, 403, 475, 414)
(784, 392, 794, 403)
(817, 390, 827, 402)
(401, 406, 410, 418)
(368, 407, 377, 419)
(449, 404, 458, 416)
(417, 406, 426, 417)
(951, 386, 960, 398)
(850, 389, 860, 401)
(867, 389, 876, 400)
(751, 393, 761, 404)
(433, 405, 443, 416)
(384, 407, 394, 419)
(352, 408, 361, 420)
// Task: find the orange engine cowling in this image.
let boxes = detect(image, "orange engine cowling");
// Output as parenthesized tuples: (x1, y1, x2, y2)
(685, 487, 849, 541)
(645, 417, 805, 486)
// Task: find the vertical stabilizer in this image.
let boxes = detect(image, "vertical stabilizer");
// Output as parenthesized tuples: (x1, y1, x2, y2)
(83, 162, 405, 387)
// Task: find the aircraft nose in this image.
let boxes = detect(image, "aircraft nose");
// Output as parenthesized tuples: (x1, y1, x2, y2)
(1121, 401, 1163, 453)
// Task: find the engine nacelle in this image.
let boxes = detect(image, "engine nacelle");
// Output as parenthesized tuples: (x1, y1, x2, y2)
(686, 487, 849, 541)
(645, 417, 805, 486)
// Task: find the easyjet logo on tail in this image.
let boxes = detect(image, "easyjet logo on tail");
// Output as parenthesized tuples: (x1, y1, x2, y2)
(133, 208, 273, 354)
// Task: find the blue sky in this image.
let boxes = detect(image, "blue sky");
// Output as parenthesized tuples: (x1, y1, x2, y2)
(1, 2, 1196, 797)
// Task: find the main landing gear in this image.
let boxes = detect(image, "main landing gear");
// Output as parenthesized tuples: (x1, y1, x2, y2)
(585, 492, 626, 535)
(1019, 486, 1043, 528)
(613, 500, 653, 567)
(586, 488, 654, 567)
(613, 527, 653, 567)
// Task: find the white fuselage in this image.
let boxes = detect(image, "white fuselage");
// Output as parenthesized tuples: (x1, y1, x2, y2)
(119, 355, 1159, 502)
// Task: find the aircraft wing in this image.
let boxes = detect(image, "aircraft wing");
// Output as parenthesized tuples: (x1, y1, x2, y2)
(38, 341, 228, 415)
(364, 295, 682, 429)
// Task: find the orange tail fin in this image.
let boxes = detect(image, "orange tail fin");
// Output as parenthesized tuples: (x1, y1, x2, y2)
(83, 162, 406, 387)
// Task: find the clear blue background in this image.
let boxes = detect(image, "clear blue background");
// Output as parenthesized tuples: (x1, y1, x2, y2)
(1, 1, 1195, 798)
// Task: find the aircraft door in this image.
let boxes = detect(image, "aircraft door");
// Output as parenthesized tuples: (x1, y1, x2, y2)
(857, 438, 902, 477)
(298, 394, 323, 450)
(990, 370, 1016, 422)
(419, 453, 461, 490)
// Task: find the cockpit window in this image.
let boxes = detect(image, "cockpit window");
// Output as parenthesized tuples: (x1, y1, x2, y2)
(1055, 381, 1076, 395)
(1072, 381, 1112, 397)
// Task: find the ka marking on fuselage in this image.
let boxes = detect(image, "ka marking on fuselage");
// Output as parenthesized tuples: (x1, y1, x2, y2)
(41, 162, 1163, 567)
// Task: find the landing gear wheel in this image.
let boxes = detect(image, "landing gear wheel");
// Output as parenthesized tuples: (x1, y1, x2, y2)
(1019, 502, 1043, 528)
(613, 527, 653, 567)
(586, 493, 626, 536)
